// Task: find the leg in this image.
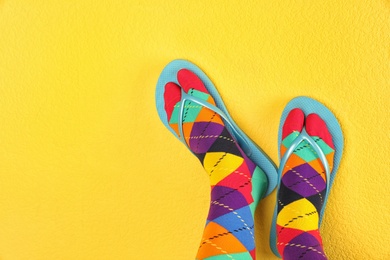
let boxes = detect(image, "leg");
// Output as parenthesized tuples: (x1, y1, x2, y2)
(276, 109, 335, 259)
(164, 69, 267, 259)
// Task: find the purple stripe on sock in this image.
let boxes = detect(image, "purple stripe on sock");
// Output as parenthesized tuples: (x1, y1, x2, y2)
(240, 151, 256, 173)
(282, 163, 326, 198)
(207, 185, 248, 221)
(189, 122, 224, 153)
(283, 232, 327, 260)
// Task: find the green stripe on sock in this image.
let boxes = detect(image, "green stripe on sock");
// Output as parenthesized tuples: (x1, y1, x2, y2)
(250, 166, 267, 215)
(202, 251, 252, 260)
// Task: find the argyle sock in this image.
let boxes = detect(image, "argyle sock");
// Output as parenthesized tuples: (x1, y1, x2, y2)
(164, 69, 267, 260)
(276, 108, 335, 260)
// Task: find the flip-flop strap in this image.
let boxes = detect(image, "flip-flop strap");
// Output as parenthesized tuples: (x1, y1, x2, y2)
(278, 129, 330, 215)
(177, 90, 252, 156)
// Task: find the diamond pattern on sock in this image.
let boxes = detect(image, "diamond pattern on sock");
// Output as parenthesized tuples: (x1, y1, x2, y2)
(163, 69, 266, 260)
(276, 108, 335, 260)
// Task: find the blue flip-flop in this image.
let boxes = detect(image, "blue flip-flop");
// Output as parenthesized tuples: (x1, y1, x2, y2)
(270, 96, 344, 257)
(155, 59, 278, 197)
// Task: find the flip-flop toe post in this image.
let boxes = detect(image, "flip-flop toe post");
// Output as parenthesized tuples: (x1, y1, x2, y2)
(155, 59, 278, 197)
(270, 96, 344, 257)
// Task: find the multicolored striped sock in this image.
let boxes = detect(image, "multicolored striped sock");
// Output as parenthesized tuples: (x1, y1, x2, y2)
(164, 69, 267, 260)
(276, 108, 335, 259)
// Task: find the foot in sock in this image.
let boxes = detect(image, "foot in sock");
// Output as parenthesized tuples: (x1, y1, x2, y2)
(164, 69, 267, 259)
(276, 108, 335, 259)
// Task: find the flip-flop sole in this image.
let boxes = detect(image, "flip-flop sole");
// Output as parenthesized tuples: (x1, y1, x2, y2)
(270, 96, 344, 257)
(155, 59, 278, 196)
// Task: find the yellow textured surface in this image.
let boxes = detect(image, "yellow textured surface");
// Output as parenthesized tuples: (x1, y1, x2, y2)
(0, 1, 389, 259)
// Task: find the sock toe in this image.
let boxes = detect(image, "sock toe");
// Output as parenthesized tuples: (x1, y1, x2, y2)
(177, 69, 208, 93)
(164, 82, 182, 122)
(306, 113, 335, 149)
(282, 108, 305, 140)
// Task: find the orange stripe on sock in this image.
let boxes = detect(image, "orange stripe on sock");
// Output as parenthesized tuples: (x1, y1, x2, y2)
(196, 222, 247, 259)
(282, 153, 306, 176)
(195, 107, 224, 125)
(307, 152, 335, 181)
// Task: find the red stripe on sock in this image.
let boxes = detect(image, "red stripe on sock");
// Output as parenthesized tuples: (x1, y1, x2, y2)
(306, 113, 335, 149)
(282, 108, 304, 139)
(164, 82, 182, 122)
(177, 69, 208, 93)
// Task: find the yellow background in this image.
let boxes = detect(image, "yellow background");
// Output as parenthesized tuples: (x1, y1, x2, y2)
(0, 1, 389, 259)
